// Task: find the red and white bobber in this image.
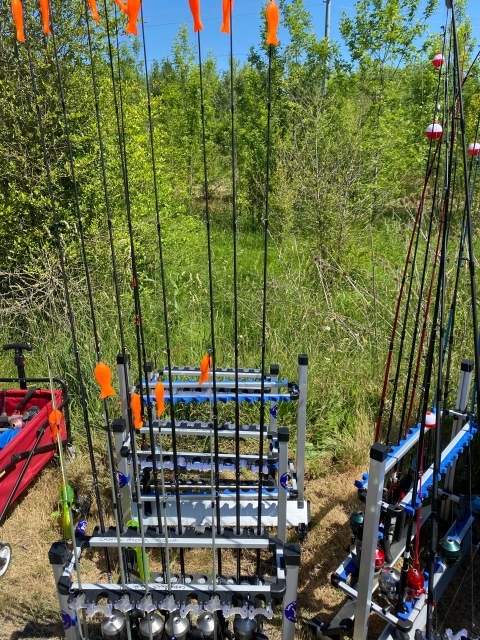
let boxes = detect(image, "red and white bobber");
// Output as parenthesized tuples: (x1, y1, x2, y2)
(432, 52, 445, 68)
(425, 122, 443, 140)
(468, 142, 480, 157)
(406, 566, 425, 599)
(425, 410, 436, 429)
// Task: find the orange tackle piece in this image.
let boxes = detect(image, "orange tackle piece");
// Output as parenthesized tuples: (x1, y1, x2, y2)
(11, 0, 25, 42)
(114, 0, 141, 36)
(266, 0, 279, 46)
(94, 362, 116, 399)
(155, 381, 165, 417)
(39, 0, 51, 35)
(49, 409, 63, 438)
(220, 0, 233, 34)
(188, 0, 203, 33)
(88, 0, 100, 22)
(131, 392, 143, 429)
(199, 353, 211, 385)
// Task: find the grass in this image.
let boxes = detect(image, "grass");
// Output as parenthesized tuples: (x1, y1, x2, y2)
(0, 201, 479, 638)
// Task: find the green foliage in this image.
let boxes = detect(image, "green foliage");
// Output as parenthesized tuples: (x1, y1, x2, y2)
(0, 0, 479, 470)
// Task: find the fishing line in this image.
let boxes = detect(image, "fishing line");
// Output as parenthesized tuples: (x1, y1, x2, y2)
(21, 1, 112, 584)
(139, 0, 183, 590)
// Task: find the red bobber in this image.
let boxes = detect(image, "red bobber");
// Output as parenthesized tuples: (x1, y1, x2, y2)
(375, 547, 386, 573)
(425, 122, 443, 140)
(468, 142, 480, 157)
(425, 410, 436, 429)
(432, 52, 445, 68)
(406, 567, 425, 599)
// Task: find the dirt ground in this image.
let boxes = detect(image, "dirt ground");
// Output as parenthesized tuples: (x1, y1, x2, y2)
(0, 451, 478, 640)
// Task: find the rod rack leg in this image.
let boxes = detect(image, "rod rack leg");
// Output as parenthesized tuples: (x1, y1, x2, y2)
(49, 543, 82, 640)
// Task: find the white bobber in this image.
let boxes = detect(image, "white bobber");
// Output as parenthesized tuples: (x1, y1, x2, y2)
(425, 410, 436, 429)
(468, 142, 480, 157)
(425, 122, 443, 140)
(432, 52, 445, 68)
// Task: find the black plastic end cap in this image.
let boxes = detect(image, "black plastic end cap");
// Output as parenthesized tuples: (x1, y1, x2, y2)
(298, 354, 308, 365)
(277, 428, 289, 443)
(48, 541, 69, 565)
(112, 418, 126, 433)
(370, 442, 389, 463)
(396, 619, 413, 633)
(284, 543, 301, 566)
(146, 362, 153, 373)
(331, 573, 342, 588)
(461, 359, 474, 372)
(117, 353, 126, 365)
(270, 364, 280, 376)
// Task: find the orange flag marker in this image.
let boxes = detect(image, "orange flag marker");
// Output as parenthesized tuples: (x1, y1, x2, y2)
(155, 381, 165, 416)
(88, 0, 100, 22)
(220, 0, 233, 34)
(114, 0, 141, 36)
(39, 0, 51, 35)
(199, 353, 211, 385)
(266, 0, 279, 46)
(188, 0, 203, 32)
(131, 392, 143, 429)
(11, 0, 25, 42)
(49, 409, 63, 439)
(94, 362, 116, 399)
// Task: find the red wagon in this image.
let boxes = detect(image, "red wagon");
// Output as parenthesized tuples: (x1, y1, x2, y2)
(0, 344, 70, 576)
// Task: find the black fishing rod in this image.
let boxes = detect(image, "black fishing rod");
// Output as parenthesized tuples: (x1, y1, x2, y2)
(256, 2, 279, 574)
(426, 27, 458, 634)
(138, 1, 184, 585)
(396, 179, 451, 614)
(99, 0, 159, 613)
(186, 2, 222, 583)
(47, 0, 135, 591)
(392, 33, 448, 449)
(429, 2, 480, 634)
(223, 0, 242, 582)
(21, 1, 112, 583)
(385, 34, 448, 447)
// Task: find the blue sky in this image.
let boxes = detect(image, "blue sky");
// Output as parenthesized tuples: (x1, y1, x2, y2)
(137, 0, 480, 70)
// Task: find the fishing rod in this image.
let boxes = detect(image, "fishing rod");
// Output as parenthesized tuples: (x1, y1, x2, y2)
(256, 0, 279, 576)
(221, 0, 242, 582)
(186, 0, 221, 610)
(427, 29, 458, 636)
(46, 353, 88, 639)
(48, 0, 133, 583)
(438, 111, 480, 406)
(384, 32, 448, 447)
(19, 0, 112, 583)
(138, 0, 181, 592)
(84, 0, 151, 591)
(47, 2, 134, 624)
(99, 2, 157, 631)
(397, 45, 457, 612)
(428, 2, 480, 634)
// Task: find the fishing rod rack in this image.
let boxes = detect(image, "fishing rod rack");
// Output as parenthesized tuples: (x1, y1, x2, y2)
(50, 530, 301, 640)
(308, 360, 479, 640)
(49, 355, 307, 640)
(114, 353, 310, 541)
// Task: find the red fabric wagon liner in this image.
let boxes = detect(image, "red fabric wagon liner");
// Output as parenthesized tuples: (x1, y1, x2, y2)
(0, 388, 66, 516)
